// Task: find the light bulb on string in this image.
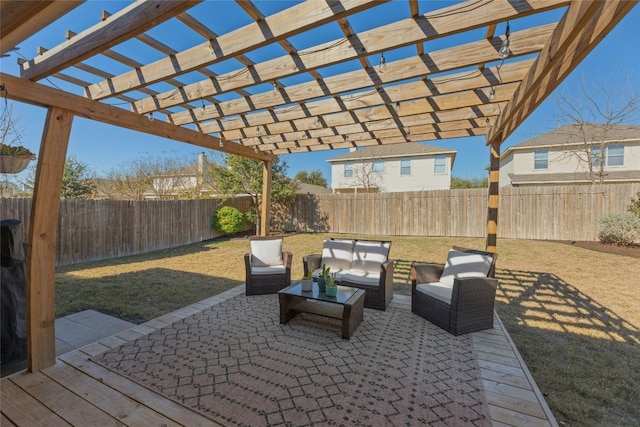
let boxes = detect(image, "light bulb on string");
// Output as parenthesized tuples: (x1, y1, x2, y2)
(498, 22, 511, 59)
(378, 53, 386, 73)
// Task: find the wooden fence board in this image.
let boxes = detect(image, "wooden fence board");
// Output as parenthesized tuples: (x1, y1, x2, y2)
(1, 183, 638, 266)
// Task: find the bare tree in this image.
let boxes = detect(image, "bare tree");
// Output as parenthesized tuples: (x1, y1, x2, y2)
(554, 74, 640, 184)
(0, 103, 25, 148)
(104, 153, 206, 200)
(350, 154, 383, 193)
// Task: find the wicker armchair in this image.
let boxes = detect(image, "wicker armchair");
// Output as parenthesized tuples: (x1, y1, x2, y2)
(411, 246, 498, 335)
(244, 236, 292, 295)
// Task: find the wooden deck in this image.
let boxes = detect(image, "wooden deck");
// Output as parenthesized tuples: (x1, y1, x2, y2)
(1, 287, 557, 427)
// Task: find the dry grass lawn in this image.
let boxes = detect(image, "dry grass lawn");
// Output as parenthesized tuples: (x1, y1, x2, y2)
(55, 233, 640, 426)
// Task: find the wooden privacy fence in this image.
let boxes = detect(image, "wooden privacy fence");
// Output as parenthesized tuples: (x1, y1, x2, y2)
(277, 183, 640, 241)
(0, 197, 251, 266)
(1, 183, 638, 266)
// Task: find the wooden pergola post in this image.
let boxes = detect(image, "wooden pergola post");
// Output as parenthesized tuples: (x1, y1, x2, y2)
(27, 107, 73, 372)
(486, 139, 500, 253)
(260, 160, 272, 236)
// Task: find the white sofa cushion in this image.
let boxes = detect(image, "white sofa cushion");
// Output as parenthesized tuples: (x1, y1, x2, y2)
(439, 249, 493, 287)
(340, 270, 380, 287)
(321, 239, 355, 271)
(251, 265, 286, 275)
(351, 241, 390, 274)
(250, 239, 283, 267)
(416, 282, 453, 303)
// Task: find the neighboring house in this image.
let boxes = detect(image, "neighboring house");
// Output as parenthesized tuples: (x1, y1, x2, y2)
(327, 143, 456, 193)
(500, 123, 640, 187)
(145, 152, 211, 199)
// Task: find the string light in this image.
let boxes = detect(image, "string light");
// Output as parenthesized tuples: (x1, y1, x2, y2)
(219, 140, 223, 148)
(255, 126, 261, 137)
(200, 99, 206, 115)
(498, 22, 511, 59)
(395, 102, 401, 113)
(147, 112, 154, 121)
(254, 145, 259, 153)
(272, 82, 278, 94)
(489, 87, 496, 101)
(378, 53, 386, 73)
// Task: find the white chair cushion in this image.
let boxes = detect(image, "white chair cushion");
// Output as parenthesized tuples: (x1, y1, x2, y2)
(251, 265, 286, 275)
(250, 239, 283, 267)
(321, 239, 355, 271)
(351, 241, 390, 274)
(416, 281, 453, 303)
(440, 249, 493, 287)
(340, 270, 380, 287)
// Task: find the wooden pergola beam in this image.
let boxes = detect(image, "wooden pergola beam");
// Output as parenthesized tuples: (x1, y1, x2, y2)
(20, 1, 201, 81)
(0, 0, 84, 56)
(83, 0, 384, 100)
(27, 107, 74, 372)
(131, 0, 567, 114)
(487, 0, 639, 145)
(0, 73, 274, 161)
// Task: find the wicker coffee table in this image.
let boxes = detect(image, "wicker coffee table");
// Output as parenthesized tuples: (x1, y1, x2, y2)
(278, 282, 365, 339)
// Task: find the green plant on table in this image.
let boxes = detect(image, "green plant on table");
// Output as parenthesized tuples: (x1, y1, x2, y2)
(321, 264, 330, 280)
(303, 270, 314, 280)
(325, 272, 337, 287)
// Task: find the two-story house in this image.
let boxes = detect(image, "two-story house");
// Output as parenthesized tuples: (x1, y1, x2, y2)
(145, 152, 211, 199)
(327, 143, 456, 193)
(500, 123, 640, 187)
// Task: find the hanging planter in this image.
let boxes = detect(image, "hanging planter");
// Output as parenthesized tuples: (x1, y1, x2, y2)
(0, 144, 35, 174)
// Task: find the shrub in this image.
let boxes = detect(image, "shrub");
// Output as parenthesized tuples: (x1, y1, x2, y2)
(598, 213, 640, 246)
(629, 192, 640, 216)
(212, 206, 245, 235)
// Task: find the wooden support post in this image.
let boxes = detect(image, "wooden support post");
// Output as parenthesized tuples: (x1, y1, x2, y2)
(27, 107, 73, 372)
(486, 139, 500, 253)
(260, 160, 272, 236)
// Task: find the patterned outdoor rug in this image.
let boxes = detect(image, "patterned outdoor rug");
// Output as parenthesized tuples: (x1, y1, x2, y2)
(93, 294, 491, 426)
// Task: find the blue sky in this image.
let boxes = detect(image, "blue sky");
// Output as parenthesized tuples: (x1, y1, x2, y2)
(2, 1, 639, 183)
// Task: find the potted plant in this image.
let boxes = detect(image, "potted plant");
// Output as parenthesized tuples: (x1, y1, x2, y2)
(325, 273, 337, 297)
(0, 143, 35, 174)
(317, 264, 330, 292)
(301, 270, 314, 292)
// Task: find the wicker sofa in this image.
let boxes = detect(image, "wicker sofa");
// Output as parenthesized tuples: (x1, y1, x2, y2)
(244, 236, 292, 295)
(303, 238, 394, 310)
(411, 246, 498, 335)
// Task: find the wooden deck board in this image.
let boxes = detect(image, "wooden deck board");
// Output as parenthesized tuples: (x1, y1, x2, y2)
(1, 379, 71, 426)
(2, 289, 557, 426)
(10, 371, 123, 426)
(41, 360, 182, 427)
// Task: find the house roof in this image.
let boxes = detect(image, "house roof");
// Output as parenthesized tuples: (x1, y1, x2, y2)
(327, 142, 456, 163)
(504, 123, 640, 154)
(295, 181, 332, 195)
(508, 170, 640, 185)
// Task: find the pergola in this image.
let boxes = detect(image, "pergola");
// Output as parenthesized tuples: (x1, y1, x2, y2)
(0, 0, 635, 372)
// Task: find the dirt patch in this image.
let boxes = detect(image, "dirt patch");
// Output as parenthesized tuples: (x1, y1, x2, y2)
(561, 240, 640, 258)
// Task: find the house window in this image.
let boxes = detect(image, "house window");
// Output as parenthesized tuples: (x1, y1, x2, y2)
(373, 159, 384, 173)
(344, 162, 353, 178)
(434, 156, 447, 174)
(534, 150, 548, 169)
(400, 158, 411, 175)
(607, 145, 624, 166)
